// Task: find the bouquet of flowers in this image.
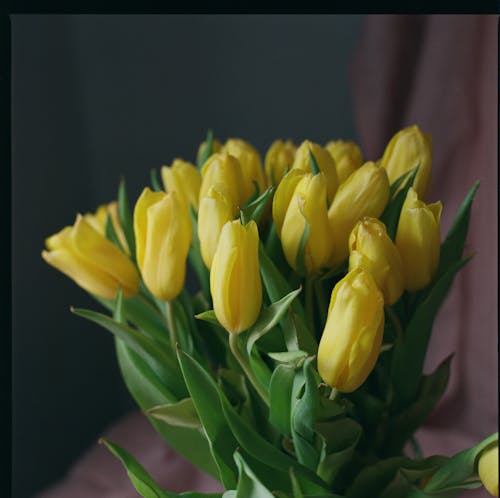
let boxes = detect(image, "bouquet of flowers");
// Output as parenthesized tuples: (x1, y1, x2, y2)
(42, 126, 498, 497)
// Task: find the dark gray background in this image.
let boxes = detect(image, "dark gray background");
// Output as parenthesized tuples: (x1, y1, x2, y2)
(11, 15, 364, 498)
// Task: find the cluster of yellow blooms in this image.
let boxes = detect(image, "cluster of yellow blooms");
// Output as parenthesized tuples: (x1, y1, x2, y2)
(42, 125, 440, 390)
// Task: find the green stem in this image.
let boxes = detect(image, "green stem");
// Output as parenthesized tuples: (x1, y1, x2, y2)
(329, 387, 340, 402)
(314, 277, 328, 328)
(385, 305, 404, 340)
(229, 333, 269, 406)
(165, 300, 178, 348)
(305, 277, 316, 339)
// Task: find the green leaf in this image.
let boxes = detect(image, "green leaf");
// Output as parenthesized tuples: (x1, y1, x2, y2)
(385, 355, 452, 455)
(388, 168, 415, 199)
(118, 178, 137, 261)
(424, 432, 498, 494)
(234, 452, 275, 498)
(269, 364, 296, 435)
(240, 187, 274, 225)
(73, 307, 186, 399)
(390, 257, 471, 410)
(380, 165, 419, 240)
(259, 242, 306, 319)
(283, 312, 318, 356)
(290, 468, 305, 498)
(189, 206, 211, 298)
(268, 350, 308, 364)
(115, 339, 219, 480)
(168, 299, 195, 355)
(114, 287, 125, 323)
(291, 358, 321, 471)
(177, 349, 238, 489)
(295, 220, 310, 277)
(105, 213, 126, 253)
(245, 287, 302, 356)
(150, 168, 163, 192)
(346, 455, 447, 498)
(315, 418, 362, 485)
(436, 181, 479, 279)
(197, 129, 214, 169)
(309, 149, 320, 175)
(195, 310, 223, 328)
(146, 398, 201, 430)
(100, 438, 170, 498)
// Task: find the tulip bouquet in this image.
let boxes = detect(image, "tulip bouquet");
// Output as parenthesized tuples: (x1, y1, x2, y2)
(43, 126, 498, 497)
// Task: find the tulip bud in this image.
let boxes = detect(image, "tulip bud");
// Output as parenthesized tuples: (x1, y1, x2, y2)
(478, 442, 499, 497)
(161, 159, 201, 210)
(318, 268, 384, 393)
(349, 218, 404, 305)
(198, 184, 234, 270)
(328, 161, 390, 267)
(223, 138, 266, 201)
(380, 125, 432, 200)
(264, 139, 296, 186)
(292, 140, 339, 203)
(199, 152, 246, 214)
(197, 137, 222, 167)
(325, 140, 363, 184)
(272, 169, 306, 237)
(210, 219, 262, 334)
(395, 188, 442, 291)
(134, 188, 192, 301)
(280, 172, 332, 274)
(42, 214, 139, 299)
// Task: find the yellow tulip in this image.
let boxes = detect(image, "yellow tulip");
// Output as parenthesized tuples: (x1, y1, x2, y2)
(395, 187, 442, 291)
(325, 140, 363, 184)
(222, 138, 266, 201)
(280, 172, 332, 274)
(196, 138, 222, 167)
(210, 220, 262, 334)
(161, 158, 201, 210)
(380, 125, 432, 200)
(349, 217, 404, 305)
(328, 161, 390, 267)
(264, 139, 296, 186)
(318, 268, 384, 393)
(199, 152, 245, 214)
(42, 214, 139, 299)
(198, 184, 234, 270)
(272, 169, 306, 237)
(291, 140, 338, 203)
(134, 188, 192, 301)
(478, 442, 499, 497)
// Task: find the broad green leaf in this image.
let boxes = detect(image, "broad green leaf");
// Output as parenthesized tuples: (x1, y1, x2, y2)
(380, 165, 419, 241)
(245, 287, 302, 356)
(115, 339, 219, 479)
(195, 310, 221, 327)
(73, 307, 186, 399)
(168, 299, 194, 355)
(315, 418, 362, 485)
(388, 168, 415, 199)
(283, 311, 318, 355)
(269, 364, 296, 435)
(268, 350, 308, 364)
(424, 432, 498, 494)
(240, 187, 274, 225)
(189, 206, 211, 298)
(177, 349, 238, 489)
(436, 181, 479, 279)
(309, 150, 320, 175)
(234, 452, 275, 498)
(291, 359, 321, 471)
(290, 468, 305, 498)
(146, 398, 201, 430)
(248, 346, 272, 394)
(197, 129, 214, 169)
(118, 178, 136, 261)
(390, 257, 471, 410)
(385, 355, 452, 455)
(296, 221, 311, 277)
(346, 455, 447, 498)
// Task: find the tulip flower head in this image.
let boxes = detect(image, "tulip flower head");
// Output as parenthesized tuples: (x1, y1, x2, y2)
(318, 268, 384, 393)
(292, 140, 339, 203)
(325, 139, 363, 184)
(478, 442, 499, 497)
(380, 124, 432, 200)
(265, 139, 296, 186)
(42, 214, 139, 299)
(161, 159, 201, 210)
(328, 161, 390, 267)
(134, 188, 192, 301)
(349, 217, 404, 305)
(210, 219, 262, 334)
(395, 187, 442, 291)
